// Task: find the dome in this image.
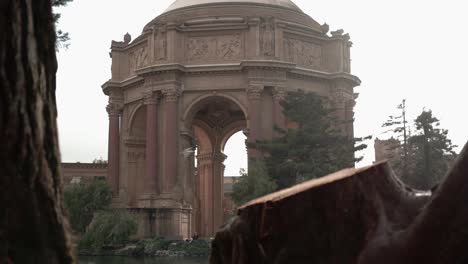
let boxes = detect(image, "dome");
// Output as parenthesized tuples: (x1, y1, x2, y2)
(165, 0, 302, 13)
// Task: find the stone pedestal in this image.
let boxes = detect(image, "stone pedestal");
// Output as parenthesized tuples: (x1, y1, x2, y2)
(131, 204, 192, 240)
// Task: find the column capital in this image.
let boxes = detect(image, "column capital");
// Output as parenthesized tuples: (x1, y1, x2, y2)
(246, 84, 263, 100)
(197, 152, 227, 163)
(106, 103, 123, 116)
(273, 86, 287, 101)
(143, 92, 159, 105)
(162, 88, 181, 103)
(213, 152, 227, 162)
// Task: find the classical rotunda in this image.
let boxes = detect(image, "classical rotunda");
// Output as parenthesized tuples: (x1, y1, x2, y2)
(102, 0, 360, 239)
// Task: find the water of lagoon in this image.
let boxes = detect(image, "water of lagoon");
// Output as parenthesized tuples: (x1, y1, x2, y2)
(78, 256, 208, 264)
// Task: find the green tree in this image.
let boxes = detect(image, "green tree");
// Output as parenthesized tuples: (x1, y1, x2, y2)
(231, 160, 277, 205)
(406, 110, 457, 189)
(63, 180, 112, 233)
(78, 211, 137, 253)
(256, 91, 369, 189)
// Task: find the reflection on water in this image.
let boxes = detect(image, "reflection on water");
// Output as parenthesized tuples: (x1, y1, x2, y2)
(78, 256, 208, 264)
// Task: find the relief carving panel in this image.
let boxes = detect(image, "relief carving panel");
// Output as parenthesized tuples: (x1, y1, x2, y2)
(154, 24, 167, 61)
(260, 17, 275, 57)
(284, 38, 322, 68)
(129, 46, 148, 73)
(186, 34, 242, 62)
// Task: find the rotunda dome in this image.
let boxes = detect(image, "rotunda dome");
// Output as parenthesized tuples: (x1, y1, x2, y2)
(165, 0, 302, 13)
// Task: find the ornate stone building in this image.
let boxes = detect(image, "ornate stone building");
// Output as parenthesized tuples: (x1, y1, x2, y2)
(102, 0, 360, 239)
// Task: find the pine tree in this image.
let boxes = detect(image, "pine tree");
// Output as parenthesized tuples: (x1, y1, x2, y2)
(407, 110, 457, 190)
(381, 99, 410, 180)
(256, 91, 369, 190)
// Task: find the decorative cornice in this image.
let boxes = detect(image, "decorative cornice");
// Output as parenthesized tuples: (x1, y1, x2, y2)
(102, 76, 145, 95)
(103, 62, 360, 91)
(136, 63, 186, 77)
(289, 68, 361, 87)
(241, 60, 296, 70)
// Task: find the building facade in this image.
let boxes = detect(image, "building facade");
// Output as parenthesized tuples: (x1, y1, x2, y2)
(102, 0, 360, 238)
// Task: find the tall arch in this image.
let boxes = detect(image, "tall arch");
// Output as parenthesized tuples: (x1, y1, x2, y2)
(186, 95, 248, 236)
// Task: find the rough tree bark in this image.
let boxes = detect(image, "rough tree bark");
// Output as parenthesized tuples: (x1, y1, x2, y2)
(210, 142, 468, 264)
(0, 0, 74, 263)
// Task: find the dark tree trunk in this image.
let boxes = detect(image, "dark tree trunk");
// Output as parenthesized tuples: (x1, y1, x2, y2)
(210, 141, 468, 264)
(0, 0, 74, 263)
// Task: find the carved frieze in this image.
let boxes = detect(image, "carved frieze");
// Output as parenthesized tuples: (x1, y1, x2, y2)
(129, 46, 148, 73)
(186, 34, 242, 62)
(154, 24, 167, 61)
(260, 17, 275, 57)
(284, 38, 322, 68)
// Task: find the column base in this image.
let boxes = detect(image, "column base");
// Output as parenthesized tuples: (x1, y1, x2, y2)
(128, 206, 192, 240)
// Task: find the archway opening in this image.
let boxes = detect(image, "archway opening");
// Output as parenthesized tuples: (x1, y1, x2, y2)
(222, 130, 247, 221)
(188, 96, 247, 236)
(223, 130, 248, 176)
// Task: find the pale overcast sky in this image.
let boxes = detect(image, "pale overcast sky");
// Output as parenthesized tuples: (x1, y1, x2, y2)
(55, 0, 468, 176)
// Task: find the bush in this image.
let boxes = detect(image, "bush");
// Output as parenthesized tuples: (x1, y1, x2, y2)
(63, 180, 112, 233)
(78, 211, 137, 253)
(168, 239, 210, 255)
(139, 237, 174, 254)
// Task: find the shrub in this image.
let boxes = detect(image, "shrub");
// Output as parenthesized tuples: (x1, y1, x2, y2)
(78, 211, 137, 253)
(63, 180, 112, 233)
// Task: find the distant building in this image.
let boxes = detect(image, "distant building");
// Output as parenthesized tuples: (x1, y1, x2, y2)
(374, 138, 401, 163)
(61, 163, 107, 187)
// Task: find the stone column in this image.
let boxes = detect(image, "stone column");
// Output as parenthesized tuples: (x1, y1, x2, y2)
(273, 87, 286, 134)
(144, 93, 159, 194)
(212, 152, 227, 233)
(106, 103, 122, 195)
(197, 153, 213, 236)
(162, 89, 179, 193)
(246, 84, 263, 158)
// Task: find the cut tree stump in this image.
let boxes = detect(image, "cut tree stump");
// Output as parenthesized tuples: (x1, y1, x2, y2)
(210, 142, 468, 264)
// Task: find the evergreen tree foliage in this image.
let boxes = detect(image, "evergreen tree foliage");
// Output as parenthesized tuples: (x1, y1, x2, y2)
(406, 110, 457, 189)
(52, 0, 72, 49)
(256, 91, 369, 189)
(381, 99, 410, 180)
(63, 180, 112, 233)
(78, 211, 137, 253)
(231, 160, 277, 205)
